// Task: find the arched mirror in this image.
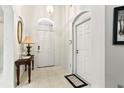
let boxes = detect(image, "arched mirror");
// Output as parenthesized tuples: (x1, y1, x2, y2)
(17, 16, 23, 44)
(0, 6, 4, 72)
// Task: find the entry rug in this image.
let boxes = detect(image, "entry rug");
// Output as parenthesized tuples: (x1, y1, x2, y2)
(64, 74, 88, 88)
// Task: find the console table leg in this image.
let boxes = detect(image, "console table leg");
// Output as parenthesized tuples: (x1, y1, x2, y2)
(17, 65, 20, 85)
(28, 62, 31, 83)
(25, 64, 27, 71)
(32, 59, 34, 70)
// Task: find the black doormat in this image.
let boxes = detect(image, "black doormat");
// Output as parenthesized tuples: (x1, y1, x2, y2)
(64, 74, 88, 88)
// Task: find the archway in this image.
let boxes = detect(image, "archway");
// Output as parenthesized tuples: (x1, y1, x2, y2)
(35, 18, 55, 67)
(0, 6, 15, 88)
(72, 11, 91, 74)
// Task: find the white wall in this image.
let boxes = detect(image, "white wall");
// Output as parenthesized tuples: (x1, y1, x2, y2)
(63, 5, 105, 87)
(88, 6, 105, 87)
(105, 5, 124, 88)
(13, 5, 34, 87)
(20, 5, 66, 67)
(54, 6, 67, 67)
(12, 6, 24, 87)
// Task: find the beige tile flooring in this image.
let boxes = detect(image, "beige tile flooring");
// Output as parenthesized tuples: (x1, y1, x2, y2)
(17, 66, 73, 88)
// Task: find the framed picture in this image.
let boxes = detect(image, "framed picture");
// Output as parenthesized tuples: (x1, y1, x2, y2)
(113, 6, 124, 44)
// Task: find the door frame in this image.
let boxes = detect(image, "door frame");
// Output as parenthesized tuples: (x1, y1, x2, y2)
(72, 11, 91, 75)
(75, 18, 91, 76)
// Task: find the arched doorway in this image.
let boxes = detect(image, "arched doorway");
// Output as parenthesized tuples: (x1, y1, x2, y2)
(0, 6, 15, 88)
(72, 11, 92, 83)
(35, 18, 55, 67)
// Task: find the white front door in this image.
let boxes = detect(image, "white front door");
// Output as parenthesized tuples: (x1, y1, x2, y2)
(35, 31, 55, 67)
(76, 19, 91, 81)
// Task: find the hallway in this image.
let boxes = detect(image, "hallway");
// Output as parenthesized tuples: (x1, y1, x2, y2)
(17, 66, 73, 88)
(0, 5, 105, 88)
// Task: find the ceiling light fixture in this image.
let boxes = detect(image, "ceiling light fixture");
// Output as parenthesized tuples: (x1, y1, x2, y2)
(46, 5, 54, 15)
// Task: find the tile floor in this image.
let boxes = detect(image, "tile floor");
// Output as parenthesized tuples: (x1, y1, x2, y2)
(17, 66, 73, 88)
(17, 66, 90, 88)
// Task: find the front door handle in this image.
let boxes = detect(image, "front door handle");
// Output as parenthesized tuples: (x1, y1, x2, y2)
(76, 50, 79, 54)
(37, 46, 40, 53)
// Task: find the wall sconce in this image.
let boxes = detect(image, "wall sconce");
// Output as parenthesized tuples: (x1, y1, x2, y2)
(46, 5, 54, 15)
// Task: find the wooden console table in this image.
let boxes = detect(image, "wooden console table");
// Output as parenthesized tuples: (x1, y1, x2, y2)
(15, 55, 34, 85)
(25, 55, 34, 71)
